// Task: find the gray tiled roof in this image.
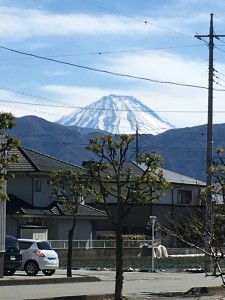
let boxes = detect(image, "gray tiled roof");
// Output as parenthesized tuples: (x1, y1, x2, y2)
(8, 147, 84, 173)
(162, 168, 206, 186)
(8, 146, 205, 186)
(136, 163, 206, 186)
(8, 147, 36, 172)
(82, 160, 205, 186)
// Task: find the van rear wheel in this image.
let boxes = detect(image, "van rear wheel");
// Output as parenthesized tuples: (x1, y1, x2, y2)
(25, 261, 39, 276)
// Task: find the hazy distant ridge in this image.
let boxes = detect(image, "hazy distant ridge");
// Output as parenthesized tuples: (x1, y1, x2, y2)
(8, 115, 225, 181)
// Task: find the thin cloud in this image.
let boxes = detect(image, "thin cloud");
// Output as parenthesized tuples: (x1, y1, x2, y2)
(96, 51, 208, 87)
(0, 7, 162, 40)
(44, 70, 71, 77)
(0, 4, 214, 41)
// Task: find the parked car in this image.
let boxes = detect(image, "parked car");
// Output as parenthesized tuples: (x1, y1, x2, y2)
(18, 239, 59, 276)
(4, 235, 22, 276)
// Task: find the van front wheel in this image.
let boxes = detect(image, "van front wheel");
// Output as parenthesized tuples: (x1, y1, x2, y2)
(42, 269, 55, 276)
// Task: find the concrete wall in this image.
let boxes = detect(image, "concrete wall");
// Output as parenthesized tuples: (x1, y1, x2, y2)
(56, 247, 202, 261)
(56, 248, 141, 260)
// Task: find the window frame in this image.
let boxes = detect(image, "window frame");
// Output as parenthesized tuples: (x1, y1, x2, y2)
(177, 189, 192, 204)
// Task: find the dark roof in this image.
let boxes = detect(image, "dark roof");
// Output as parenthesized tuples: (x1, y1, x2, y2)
(61, 203, 108, 218)
(7, 194, 106, 219)
(7, 194, 34, 214)
(8, 147, 84, 173)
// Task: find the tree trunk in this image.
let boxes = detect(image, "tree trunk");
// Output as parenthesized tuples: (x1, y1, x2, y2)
(67, 216, 76, 277)
(115, 227, 124, 300)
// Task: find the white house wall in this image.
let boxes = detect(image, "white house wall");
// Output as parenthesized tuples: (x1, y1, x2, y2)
(85, 182, 201, 205)
(8, 174, 54, 207)
(32, 175, 53, 207)
(160, 184, 201, 205)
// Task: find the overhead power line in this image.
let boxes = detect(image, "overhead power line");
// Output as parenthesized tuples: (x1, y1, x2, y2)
(1, 45, 225, 91)
(2, 98, 225, 113)
(0, 44, 206, 61)
(79, 0, 193, 38)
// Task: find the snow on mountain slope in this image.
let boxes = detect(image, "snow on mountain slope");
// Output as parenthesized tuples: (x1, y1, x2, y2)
(57, 94, 175, 135)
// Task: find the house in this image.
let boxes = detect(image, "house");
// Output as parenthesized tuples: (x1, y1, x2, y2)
(7, 147, 206, 246)
(84, 161, 206, 244)
(6, 147, 107, 240)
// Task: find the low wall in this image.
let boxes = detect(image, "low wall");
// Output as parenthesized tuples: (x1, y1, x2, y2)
(56, 248, 141, 260)
(55, 247, 202, 261)
(167, 248, 203, 255)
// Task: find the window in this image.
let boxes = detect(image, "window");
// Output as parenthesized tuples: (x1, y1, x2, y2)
(27, 218, 42, 225)
(18, 241, 32, 250)
(35, 180, 41, 192)
(37, 241, 53, 250)
(177, 190, 192, 204)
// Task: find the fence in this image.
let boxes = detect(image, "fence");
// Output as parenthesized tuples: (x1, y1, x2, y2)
(49, 240, 152, 250)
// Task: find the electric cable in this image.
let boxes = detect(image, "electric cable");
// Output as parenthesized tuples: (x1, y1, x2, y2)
(2, 98, 225, 113)
(0, 45, 224, 91)
(79, 0, 193, 38)
(0, 44, 206, 61)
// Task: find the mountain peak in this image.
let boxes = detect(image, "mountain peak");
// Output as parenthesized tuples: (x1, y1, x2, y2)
(57, 95, 175, 135)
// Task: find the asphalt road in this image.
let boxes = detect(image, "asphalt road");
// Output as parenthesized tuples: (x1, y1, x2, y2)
(0, 269, 225, 299)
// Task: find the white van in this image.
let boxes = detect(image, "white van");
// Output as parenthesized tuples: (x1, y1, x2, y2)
(18, 239, 59, 276)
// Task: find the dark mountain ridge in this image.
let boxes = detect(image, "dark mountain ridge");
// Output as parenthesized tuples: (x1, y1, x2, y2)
(7, 115, 225, 181)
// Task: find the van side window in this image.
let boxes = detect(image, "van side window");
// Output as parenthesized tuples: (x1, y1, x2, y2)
(18, 241, 32, 250)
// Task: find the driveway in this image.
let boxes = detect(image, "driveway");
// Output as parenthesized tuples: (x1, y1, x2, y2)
(0, 269, 225, 299)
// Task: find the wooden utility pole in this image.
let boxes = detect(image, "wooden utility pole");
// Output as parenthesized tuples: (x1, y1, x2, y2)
(136, 124, 139, 164)
(195, 13, 225, 272)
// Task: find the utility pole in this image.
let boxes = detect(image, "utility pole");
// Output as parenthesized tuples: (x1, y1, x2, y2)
(195, 13, 225, 272)
(136, 124, 139, 164)
(0, 137, 6, 278)
(149, 216, 156, 272)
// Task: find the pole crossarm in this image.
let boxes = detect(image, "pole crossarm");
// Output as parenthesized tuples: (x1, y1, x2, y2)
(194, 35, 225, 38)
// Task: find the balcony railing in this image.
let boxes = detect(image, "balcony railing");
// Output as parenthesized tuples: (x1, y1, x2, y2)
(48, 240, 152, 250)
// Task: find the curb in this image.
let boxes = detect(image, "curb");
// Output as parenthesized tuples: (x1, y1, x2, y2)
(27, 295, 116, 300)
(0, 275, 101, 286)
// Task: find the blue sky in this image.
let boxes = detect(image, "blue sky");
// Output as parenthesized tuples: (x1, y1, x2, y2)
(1, 0, 225, 129)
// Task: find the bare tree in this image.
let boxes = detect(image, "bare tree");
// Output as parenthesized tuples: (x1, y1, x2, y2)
(84, 134, 168, 300)
(163, 147, 225, 286)
(49, 170, 85, 277)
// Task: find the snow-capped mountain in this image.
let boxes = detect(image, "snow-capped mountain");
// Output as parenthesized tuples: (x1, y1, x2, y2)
(57, 94, 175, 135)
